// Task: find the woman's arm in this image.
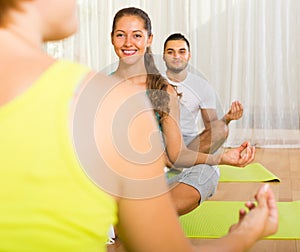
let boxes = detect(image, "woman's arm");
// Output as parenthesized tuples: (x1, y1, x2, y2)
(162, 85, 255, 168)
(161, 85, 212, 167)
(93, 77, 277, 251)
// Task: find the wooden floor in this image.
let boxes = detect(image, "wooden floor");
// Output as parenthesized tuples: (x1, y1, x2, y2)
(107, 148, 300, 252)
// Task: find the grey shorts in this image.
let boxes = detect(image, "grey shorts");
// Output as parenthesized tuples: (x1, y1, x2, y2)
(166, 164, 220, 204)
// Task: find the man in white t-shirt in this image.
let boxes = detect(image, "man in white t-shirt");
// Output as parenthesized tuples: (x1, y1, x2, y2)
(163, 33, 243, 214)
(163, 33, 243, 154)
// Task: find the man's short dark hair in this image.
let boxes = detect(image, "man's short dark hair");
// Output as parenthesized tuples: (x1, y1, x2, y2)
(163, 33, 190, 52)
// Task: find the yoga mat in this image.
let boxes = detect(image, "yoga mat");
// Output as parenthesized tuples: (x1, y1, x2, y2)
(179, 201, 300, 239)
(219, 163, 280, 182)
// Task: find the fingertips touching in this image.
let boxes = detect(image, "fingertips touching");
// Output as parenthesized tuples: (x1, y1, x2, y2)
(245, 201, 256, 210)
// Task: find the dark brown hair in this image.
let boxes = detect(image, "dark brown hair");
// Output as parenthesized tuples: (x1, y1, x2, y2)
(163, 33, 191, 52)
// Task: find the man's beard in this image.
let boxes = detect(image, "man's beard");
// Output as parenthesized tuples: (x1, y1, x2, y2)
(166, 62, 188, 74)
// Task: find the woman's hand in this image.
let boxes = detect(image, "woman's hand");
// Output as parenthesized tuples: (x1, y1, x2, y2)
(229, 184, 278, 242)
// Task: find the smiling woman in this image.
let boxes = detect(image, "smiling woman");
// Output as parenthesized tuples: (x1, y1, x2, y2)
(109, 7, 259, 218)
(110, 6, 170, 119)
(111, 15, 151, 65)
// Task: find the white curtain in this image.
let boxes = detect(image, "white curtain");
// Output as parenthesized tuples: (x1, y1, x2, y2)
(45, 0, 300, 148)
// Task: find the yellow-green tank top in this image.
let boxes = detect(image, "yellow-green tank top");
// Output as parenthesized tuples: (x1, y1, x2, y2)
(0, 61, 117, 252)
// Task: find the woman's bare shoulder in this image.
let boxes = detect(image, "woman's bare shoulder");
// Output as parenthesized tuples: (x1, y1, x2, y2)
(165, 83, 178, 96)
